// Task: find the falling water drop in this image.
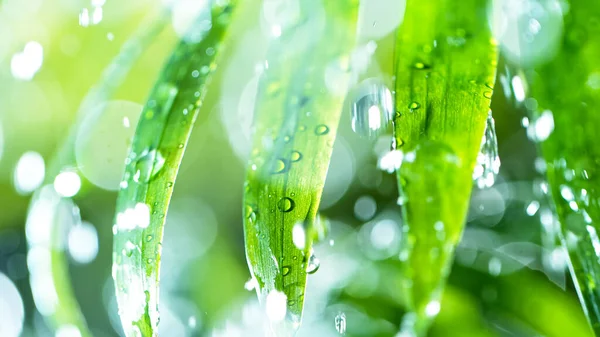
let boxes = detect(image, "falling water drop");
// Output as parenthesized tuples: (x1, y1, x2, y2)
(473, 111, 500, 188)
(348, 78, 394, 139)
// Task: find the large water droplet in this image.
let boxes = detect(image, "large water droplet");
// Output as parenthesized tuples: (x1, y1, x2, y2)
(473, 111, 500, 188)
(348, 78, 393, 139)
(277, 197, 295, 212)
(132, 149, 165, 183)
(335, 312, 347, 335)
(306, 253, 320, 274)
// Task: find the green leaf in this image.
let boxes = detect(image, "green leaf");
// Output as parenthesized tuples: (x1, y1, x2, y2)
(112, 3, 237, 336)
(392, 0, 498, 334)
(243, 1, 358, 334)
(524, 0, 600, 333)
(24, 13, 168, 337)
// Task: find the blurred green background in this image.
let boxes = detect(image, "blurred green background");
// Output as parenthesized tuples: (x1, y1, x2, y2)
(0, 0, 592, 336)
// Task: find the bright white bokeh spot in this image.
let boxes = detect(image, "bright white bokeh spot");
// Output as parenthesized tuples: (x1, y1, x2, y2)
(14, 151, 45, 195)
(0, 272, 25, 337)
(79, 8, 90, 27)
(169, 0, 211, 43)
(528, 110, 554, 142)
(511, 76, 526, 102)
(378, 150, 403, 173)
(68, 221, 99, 264)
(11, 41, 44, 80)
(526, 200, 540, 216)
(54, 171, 82, 197)
(357, 0, 406, 40)
(116, 203, 151, 231)
(424, 300, 440, 317)
(370, 219, 397, 250)
(292, 223, 306, 250)
(75, 100, 143, 191)
(55, 325, 82, 337)
(265, 290, 287, 323)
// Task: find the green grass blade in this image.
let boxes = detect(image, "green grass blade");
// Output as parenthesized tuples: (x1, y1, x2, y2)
(25, 13, 167, 337)
(243, 1, 358, 334)
(523, 0, 600, 333)
(393, 0, 498, 334)
(112, 3, 237, 336)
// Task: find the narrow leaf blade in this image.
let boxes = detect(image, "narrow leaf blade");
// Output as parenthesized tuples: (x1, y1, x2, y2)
(243, 1, 358, 334)
(393, 0, 498, 334)
(112, 3, 237, 336)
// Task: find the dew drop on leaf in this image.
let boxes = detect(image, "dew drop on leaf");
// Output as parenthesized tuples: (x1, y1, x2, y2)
(348, 78, 393, 139)
(291, 151, 302, 162)
(277, 197, 295, 212)
(473, 110, 500, 188)
(132, 149, 165, 183)
(272, 159, 288, 174)
(282, 266, 291, 276)
(408, 101, 421, 112)
(315, 125, 330, 136)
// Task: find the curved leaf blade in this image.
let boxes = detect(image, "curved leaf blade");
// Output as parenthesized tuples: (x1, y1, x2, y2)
(243, 0, 358, 334)
(393, 0, 498, 334)
(112, 3, 238, 336)
(25, 13, 167, 337)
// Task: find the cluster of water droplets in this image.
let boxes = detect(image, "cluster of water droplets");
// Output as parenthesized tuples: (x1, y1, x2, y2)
(473, 110, 501, 188)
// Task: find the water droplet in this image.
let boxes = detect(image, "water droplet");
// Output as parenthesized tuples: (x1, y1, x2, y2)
(146, 235, 153, 242)
(298, 125, 306, 132)
(282, 266, 291, 276)
(315, 125, 330, 136)
(291, 151, 302, 162)
(348, 78, 394, 139)
(132, 149, 165, 183)
(483, 90, 493, 99)
(306, 253, 320, 274)
(272, 159, 288, 174)
(413, 62, 430, 70)
(277, 197, 295, 212)
(245, 205, 257, 222)
(335, 312, 347, 335)
(124, 241, 136, 257)
(473, 111, 500, 188)
(408, 101, 420, 112)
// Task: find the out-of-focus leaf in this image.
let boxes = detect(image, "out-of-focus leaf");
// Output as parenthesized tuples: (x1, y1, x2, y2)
(392, 0, 497, 334)
(24, 12, 168, 337)
(112, 3, 238, 336)
(243, 0, 358, 334)
(523, 0, 600, 333)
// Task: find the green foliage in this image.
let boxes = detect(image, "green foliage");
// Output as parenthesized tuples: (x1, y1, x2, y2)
(242, 1, 359, 334)
(111, 3, 237, 336)
(392, 0, 497, 333)
(525, 0, 600, 333)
